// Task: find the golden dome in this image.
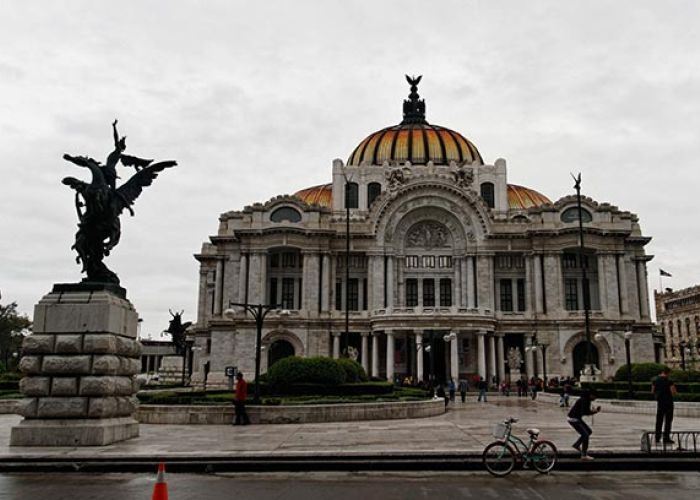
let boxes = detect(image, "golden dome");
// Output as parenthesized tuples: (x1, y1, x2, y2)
(507, 184, 551, 209)
(348, 75, 483, 166)
(294, 183, 550, 210)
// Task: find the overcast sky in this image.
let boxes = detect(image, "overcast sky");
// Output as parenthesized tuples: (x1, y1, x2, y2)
(1, 1, 698, 338)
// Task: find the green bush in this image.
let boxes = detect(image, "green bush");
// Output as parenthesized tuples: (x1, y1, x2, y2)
(669, 369, 700, 382)
(267, 356, 346, 388)
(0, 372, 21, 391)
(336, 358, 368, 383)
(613, 362, 670, 382)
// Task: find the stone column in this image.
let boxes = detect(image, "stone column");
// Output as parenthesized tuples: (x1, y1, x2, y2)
(543, 253, 562, 313)
(386, 330, 395, 382)
(302, 252, 320, 314)
(321, 253, 331, 311)
(533, 254, 544, 314)
(461, 257, 468, 308)
(370, 255, 385, 310)
(476, 331, 487, 379)
(496, 334, 505, 383)
(213, 259, 224, 316)
(415, 331, 424, 382)
(524, 333, 534, 379)
(371, 332, 380, 378)
(238, 253, 248, 304)
(386, 256, 395, 311)
(360, 332, 369, 374)
(618, 254, 629, 314)
(488, 334, 497, 385)
(397, 256, 405, 307)
(466, 256, 476, 308)
(637, 260, 650, 320)
(332, 332, 340, 359)
(476, 255, 494, 311)
(11, 286, 141, 446)
(453, 261, 461, 309)
(450, 331, 459, 382)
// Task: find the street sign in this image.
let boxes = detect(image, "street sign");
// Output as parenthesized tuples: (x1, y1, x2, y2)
(225, 366, 237, 378)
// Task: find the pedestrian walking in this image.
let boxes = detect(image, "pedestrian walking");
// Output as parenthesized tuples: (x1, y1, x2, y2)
(459, 379, 468, 403)
(560, 383, 572, 407)
(233, 372, 251, 425)
(567, 389, 601, 460)
(516, 378, 523, 397)
(448, 379, 456, 402)
(652, 367, 677, 444)
(477, 376, 488, 402)
(436, 384, 449, 408)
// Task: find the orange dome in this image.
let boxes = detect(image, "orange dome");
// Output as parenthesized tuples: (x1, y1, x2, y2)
(347, 75, 483, 167)
(348, 123, 483, 166)
(507, 184, 551, 209)
(294, 183, 332, 207)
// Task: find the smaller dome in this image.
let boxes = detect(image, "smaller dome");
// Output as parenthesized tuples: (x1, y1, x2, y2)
(507, 184, 551, 209)
(294, 183, 332, 207)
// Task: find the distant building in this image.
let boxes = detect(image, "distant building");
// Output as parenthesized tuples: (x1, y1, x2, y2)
(140, 339, 177, 374)
(655, 286, 700, 368)
(191, 77, 658, 388)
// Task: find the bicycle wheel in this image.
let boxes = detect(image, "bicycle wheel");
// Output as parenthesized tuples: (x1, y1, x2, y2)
(531, 440, 558, 474)
(482, 441, 516, 477)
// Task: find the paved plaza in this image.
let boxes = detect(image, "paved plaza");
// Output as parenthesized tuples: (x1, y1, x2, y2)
(1, 398, 697, 459)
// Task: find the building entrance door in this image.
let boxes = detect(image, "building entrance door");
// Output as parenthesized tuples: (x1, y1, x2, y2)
(573, 341, 599, 378)
(422, 330, 448, 384)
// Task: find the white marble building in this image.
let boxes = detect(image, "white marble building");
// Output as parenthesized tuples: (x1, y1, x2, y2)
(191, 78, 658, 388)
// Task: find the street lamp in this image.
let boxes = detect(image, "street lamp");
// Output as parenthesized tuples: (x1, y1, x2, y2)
(572, 173, 597, 380)
(525, 338, 549, 382)
(679, 340, 688, 371)
(416, 331, 456, 396)
(595, 330, 635, 398)
(224, 302, 288, 404)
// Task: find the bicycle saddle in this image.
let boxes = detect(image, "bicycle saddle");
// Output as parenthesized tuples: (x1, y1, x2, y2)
(505, 417, 518, 424)
(527, 428, 540, 436)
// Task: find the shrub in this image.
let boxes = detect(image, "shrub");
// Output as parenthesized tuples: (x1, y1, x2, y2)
(267, 356, 346, 388)
(613, 362, 669, 382)
(336, 358, 368, 383)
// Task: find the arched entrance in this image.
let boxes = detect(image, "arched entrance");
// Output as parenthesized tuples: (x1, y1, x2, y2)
(268, 339, 295, 368)
(573, 341, 599, 378)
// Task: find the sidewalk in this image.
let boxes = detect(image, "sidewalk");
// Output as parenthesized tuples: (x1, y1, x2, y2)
(0, 398, 697, 471)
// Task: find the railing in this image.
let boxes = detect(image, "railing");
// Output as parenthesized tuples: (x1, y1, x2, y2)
(641, 431, 700, 454)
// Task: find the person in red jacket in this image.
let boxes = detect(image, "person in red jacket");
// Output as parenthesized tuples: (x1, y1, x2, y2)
(233, 372, 251, 425)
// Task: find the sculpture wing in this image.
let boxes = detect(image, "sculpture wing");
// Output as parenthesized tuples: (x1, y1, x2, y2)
(115, 160, 177, 214)
(61, 176, 89, 193)
(120, 154, 154, 168)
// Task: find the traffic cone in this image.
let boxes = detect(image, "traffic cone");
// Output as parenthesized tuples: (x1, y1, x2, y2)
(151, 462, 168, 500)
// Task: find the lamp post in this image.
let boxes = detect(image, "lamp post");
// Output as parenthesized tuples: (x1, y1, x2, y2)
(595, 330, 635, 398)
(572, 173, 597, 381)
(224, 302, 284, 404)
(679, 340, 687, 371)
(525, 338, 549, 382)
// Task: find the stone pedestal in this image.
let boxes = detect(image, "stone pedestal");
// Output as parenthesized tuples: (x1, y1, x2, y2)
(158, 356, 184, 385)
(579, 363, 602, 383)
(10, 285, 141, 446)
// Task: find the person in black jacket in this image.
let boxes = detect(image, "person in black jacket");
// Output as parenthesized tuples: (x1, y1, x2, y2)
(567, 389, 601, 460)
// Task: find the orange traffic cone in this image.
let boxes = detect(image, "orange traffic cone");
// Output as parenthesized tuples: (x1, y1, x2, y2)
(151, 462, 168, 500)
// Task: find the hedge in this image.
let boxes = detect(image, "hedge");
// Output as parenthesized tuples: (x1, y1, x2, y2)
(267, 356, 346, 388)
(613, 363, 670, 382)
(336, 358, 369, 383)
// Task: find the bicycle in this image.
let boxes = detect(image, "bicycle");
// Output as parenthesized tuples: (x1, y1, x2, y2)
(482, 417, 558, 476)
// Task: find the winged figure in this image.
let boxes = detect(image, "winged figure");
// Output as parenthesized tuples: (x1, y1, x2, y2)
(61, 121, 176, 285)
(165, 309, 193, 354)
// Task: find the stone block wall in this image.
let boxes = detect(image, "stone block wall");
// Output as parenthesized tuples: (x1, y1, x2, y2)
(11, 288, 141, 446)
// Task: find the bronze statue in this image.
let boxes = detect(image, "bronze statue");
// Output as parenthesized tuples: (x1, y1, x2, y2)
(62, 120, 176, 285)
(165, 309, 192, 354)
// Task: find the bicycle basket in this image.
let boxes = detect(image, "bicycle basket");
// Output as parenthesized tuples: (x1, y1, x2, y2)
(493, 422, 508, 439)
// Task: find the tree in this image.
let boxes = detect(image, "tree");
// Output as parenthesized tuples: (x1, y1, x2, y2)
(0, 301, 32, 371)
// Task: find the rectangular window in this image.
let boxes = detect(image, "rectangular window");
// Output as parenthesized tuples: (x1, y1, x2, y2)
(565, 278, 578, 310)
(405, 256, 419, 268)
(422, 255, 435, 268)
(270, 253, 279, 268)
(282, 252, 297, 268)
(362, 279, 368, 310)
(563, 253, 577, 269)
(516, 278, 526, 312)
(348, 278, 359, 311)
(500, 279, 513, 312)
(423, 279, 435, 307)
(335, 280, 342, 310)
(406, 279, 418, 307)
(440, 278, 452, 307)
(282, 278, 295, 309)
(269, 278, 278, 306)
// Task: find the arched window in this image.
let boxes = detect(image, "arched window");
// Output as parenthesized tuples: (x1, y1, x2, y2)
(270, 206, 302, 223)
(268, 339, 295, 368)
(345, 182, 359, 209)
(480, 182, 495, 209)
(573, 341, 599, 378)
(561, 207, 593, 223)
(367, 182, 381, 208)
(685, 318, 691, 341)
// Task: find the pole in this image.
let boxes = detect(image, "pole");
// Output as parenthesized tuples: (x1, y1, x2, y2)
(625, 337, 633, 398)
(542, 344, 548, 383)
(345, 181, 350, 357)
(253, 304, 264, 404)
(680, 342, 687, 371)
(574, 174, 594, 371)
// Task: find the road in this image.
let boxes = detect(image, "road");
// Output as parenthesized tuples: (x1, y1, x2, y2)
(1, 471, 699, 499)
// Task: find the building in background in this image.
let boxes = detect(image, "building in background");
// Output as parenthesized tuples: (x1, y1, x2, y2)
(191, 77, 658, 388)
(655, 286, 700, 369)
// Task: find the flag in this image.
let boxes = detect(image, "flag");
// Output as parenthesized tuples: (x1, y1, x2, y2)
(660, 269, 672, 277)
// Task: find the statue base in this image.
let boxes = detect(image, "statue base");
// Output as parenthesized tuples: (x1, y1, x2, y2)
(10, 417, 139, 446)
(579, 364, 602, 383)
(10, 286, 141, 446)
(52, 282, 127, 299)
